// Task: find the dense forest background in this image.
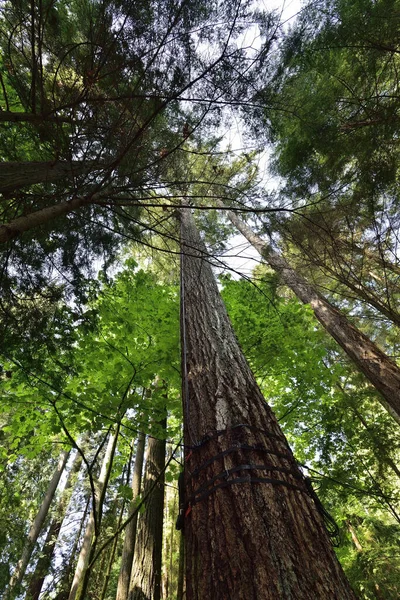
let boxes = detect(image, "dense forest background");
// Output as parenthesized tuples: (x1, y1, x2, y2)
(1, 0, 400, 598)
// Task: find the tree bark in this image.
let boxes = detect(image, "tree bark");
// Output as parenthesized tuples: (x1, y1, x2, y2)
(5, 449, 70, 600)
(346, 521, 363, 552)
(179, 208, 356, 599)
(292, 242, 400, 327)
(0, 195, 97, 243)
(116, 431, 146, 600)
(68, 431, 118, 600)
(128, 423, 166, 600)
(176, 531, 184, 600)
(99, 496, 126, 600)
(223, 205, 400, 425)
(54, 496, 91, 600)
(0, 161, 102, 194)
(166, 490, 177, 599)
(0, 111, 74, 124)
(25, 450, 84, 600)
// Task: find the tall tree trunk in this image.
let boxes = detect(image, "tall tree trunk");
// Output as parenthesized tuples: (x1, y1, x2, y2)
(166, 490, 177, 599)
(128, 422, 166, 600)
(0, 111, 74, 124)
(0, 195, 96, 243)
(68, 431, 118, 600)
(99, 495, 126, 600)
(116, 431, 146, 600)
(176, 532, 184, 600)
(345, 521, 385, 600)
(346, 521, 363, 552)
(26, 449, 84, 600)
(179, 208, 356, 599)
(222, 205, 400, 425)
(5, 449, 70, 600)
(294, 243, 400, 326)
(54, 496, 91, 600)
(0, 161, 102, 194)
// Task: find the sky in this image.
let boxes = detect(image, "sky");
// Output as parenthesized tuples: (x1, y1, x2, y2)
(216, 0, 304, 279)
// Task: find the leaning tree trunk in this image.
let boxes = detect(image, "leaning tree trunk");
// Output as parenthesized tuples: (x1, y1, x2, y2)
(26, 449, 84, 600)
(5, 449, 70, 600)
(0, 111, 74, 124)
(0, 195, 98, 243)
(116, 431, 146, 600)
(222, 204, 400, 425)
(179, 207, 356, 600)
(0, 160, 102, 195)
(68, 430, 118, 600)
(128, 422, 166, 600)
(295, 241, 400, 327)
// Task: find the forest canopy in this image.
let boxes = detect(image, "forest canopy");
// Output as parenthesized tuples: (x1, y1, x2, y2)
(1, 1, 400, 599)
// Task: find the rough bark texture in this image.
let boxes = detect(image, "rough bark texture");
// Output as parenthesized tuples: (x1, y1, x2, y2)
(224, 206, 400, 425)
(0, 160, 100, 194)
(5, 450, 70, 600)
(68, 432, 117, 600)
(116, 431, 146, 600)
(0, 195, 96, 243)
(180, 208, 357, 600)
(26, 450, 84, 600)
(129, 426, 166, 600)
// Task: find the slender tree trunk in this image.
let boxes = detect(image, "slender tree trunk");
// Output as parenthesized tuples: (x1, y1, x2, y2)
(299, 248, 400, 326)
(180, 208, 356, 599)
(167, 491, 177, 599)
(176, 532, 184, 600)
(0, 195, 96, 243)
(223, 205, 400, 425)
(54, 496, 91, 600)
(346, 521, 363, 552)
(0, 111, 74, 124)
(0, 160, 102, 195)
(26, 450, 84, 600)
(68, 431, 118, 600)
(5, 449, 70, 600)
(345, 521, 385, 600)
(116, 431, 146, 600)
(99, 496, 126, 600)
(128, 422, 166, 600)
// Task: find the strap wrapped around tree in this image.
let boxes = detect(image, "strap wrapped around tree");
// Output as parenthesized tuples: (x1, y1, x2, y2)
(179, 206, 356, 600)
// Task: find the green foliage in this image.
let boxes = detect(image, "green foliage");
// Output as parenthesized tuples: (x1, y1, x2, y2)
(2, 1, 400, 596)
(221, 271, 331, 423)
(242, 0, 400, 365)
(336, 514, 400, 599)
(1, 262, 181, 449)
(268, 0, 400, 197)
(0, 450, 63, 590)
